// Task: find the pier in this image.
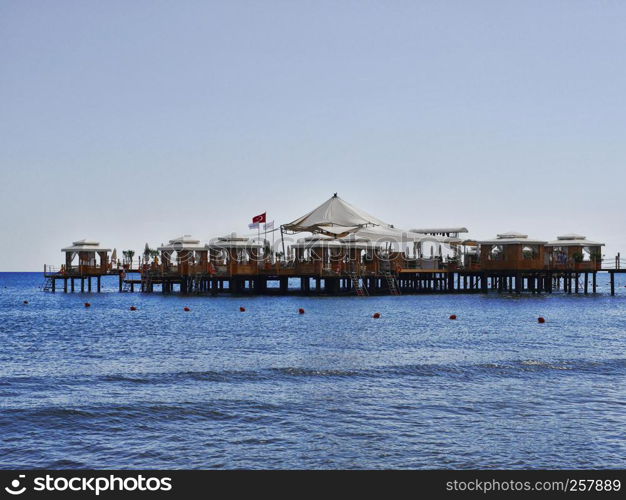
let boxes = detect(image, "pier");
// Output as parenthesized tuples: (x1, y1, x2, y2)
(43, 195, 619, 297)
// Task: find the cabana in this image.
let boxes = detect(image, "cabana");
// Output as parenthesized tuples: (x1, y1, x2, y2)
(207, 233, 264, 275)
(545, 234, 604, 271)
(61, 239, 111, 274)
(158, 235, 208, 275)
(478, 232, 547, 271)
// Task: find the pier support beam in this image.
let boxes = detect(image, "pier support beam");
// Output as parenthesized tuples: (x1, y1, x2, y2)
(610, 272, 615, 296)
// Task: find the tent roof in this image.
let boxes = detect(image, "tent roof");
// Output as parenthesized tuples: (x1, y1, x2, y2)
(283, 194, 389, 233)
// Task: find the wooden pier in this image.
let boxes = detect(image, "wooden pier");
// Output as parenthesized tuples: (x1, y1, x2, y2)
(43, 197, 620, 297)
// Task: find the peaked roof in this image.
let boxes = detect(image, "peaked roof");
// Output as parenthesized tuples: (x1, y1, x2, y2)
(61, 239, 111, 252)
(479, 231, 546, 245)
(545, 234, 604, 247)
(283, 194, 389, 234)
(158, 235, 206, 252)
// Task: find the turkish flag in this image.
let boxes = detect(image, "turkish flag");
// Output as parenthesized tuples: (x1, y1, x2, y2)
(252, 212, 266, 224)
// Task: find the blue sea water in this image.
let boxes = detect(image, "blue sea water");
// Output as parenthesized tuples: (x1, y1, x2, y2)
(0, 272, 624, 470)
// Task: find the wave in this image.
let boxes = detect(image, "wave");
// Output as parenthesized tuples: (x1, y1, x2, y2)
(0, 358, 624, 390)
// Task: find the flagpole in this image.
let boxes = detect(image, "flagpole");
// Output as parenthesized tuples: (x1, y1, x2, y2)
(280, 225, 286, 262)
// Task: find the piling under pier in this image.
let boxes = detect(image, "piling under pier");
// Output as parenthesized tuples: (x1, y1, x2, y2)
(102, 269, 604, 296)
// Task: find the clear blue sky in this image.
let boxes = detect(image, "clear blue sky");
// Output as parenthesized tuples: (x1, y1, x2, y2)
(1, 0, 625, 270)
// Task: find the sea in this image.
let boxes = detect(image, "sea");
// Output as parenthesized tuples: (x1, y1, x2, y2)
(0, 272, 624, 469)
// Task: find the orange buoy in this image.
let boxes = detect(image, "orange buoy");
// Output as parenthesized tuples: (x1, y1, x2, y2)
(449, 314, 457, 320)
(538, 317, 546, 324)
(372, 312, 381, 319)
(130, 306, 137, 311)
(298, 308, 305, 314)
(239, 306, 246, 312)
(84, 302, 91, 308)
(23, 300, 29, 305)
(184, 307, 190, 312)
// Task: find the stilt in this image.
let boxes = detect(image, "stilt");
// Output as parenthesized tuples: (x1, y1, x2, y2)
(610, 272, 615, 296)
(481, 273, 488, 293)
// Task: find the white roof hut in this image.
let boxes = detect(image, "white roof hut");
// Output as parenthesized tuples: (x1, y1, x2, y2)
(61, 239, 111, 271)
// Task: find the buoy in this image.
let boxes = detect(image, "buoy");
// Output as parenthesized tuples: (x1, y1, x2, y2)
(184, 307, 190, 312)
(23, 300, 29, 305)
(130, 306, 137, 311)
(449, 314, 457, 320)
(372, 312, 381, 319)
(298, 308, 305, 314)
(538, 317, 546, 324)
(84, 302, 91, 308)
(239, 306, 246, 312)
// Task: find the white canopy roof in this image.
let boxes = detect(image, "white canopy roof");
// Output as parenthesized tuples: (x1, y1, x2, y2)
(207, 233, 263, 249)
(283, 194, 390, 234)
(479, 231, 546, 245)
(292, 235, 344, 249)
(62, 239, 111, 253)
(158, 235, 206, 252)
(355, 226, 447, 244)
(545, 234, 604, 247)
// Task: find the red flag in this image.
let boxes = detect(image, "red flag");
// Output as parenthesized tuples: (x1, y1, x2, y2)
(252, 212, 266, 224)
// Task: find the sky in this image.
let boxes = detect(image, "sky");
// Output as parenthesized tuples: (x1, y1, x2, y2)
(1, 0, 625, 270)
